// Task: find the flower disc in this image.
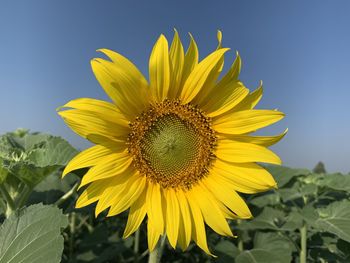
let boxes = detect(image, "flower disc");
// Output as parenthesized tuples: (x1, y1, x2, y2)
(127, 100, 216, 189)
(141, 114, 200, 178)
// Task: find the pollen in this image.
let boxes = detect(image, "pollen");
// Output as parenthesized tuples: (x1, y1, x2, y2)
(127, 99, 217, 190)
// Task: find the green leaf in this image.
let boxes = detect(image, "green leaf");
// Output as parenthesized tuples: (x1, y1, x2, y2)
(236, 250, 281, 263)
(26, 136, 78, 167)
(301, 204, 319, 225)
(213, 240, 240, 262)
(239, 207, 302, 231)
(317, 173, 350, 192)
(0, 131, 78, 187)
(250, 192, 280, 207)
(239, 207, 284, 231)
(34, 170, 78, 193)
(278, 187, 302, 202)
(0, 203, 68, 263)
(300, 183, 318, 196)
(235, 232, 294, 263)
(266, 165, 310, 187)
(313, 200, 350, 242)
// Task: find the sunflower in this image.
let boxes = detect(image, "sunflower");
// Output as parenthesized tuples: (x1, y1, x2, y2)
(58, 30, 286, 255)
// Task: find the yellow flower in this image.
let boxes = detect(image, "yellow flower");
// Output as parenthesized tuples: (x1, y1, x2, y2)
(58, 30, 286, 255)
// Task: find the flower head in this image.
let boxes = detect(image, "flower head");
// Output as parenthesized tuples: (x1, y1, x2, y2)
(58, 30, 286, 255)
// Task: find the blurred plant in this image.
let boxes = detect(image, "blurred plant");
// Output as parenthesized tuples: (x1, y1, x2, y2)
(313, 161, 327, 174)
(233, 165, 350, 263)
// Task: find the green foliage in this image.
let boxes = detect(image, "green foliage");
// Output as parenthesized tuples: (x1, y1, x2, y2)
(0, 204, 68, 263)
(241, 165, 350, 263)
(235, 233, 295, 263)
(313, 201, 350, 242)
(0, 129, 78, 187)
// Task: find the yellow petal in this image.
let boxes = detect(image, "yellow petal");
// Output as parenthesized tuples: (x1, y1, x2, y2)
(168, 29, 185, 99)
(213, 109, 284, 134)
(147, 219, 161, 252)
(180, 48, 229, 104)
(212, 159, 277, 193)
(216, 140, 282, 165)
(203, 176, 252, 219)
(216, 30, 223, 49)
(219, 128, 288, 147)
(176, 190, 192, 250)
(214, 198, 240, 220)
(146, 182, 164, 234)
(79, 151, 132, 188)
(91, 58, 148, 119)
(123, 185, 148, 238)
(75, 179, 111, 208)
(195, 30, 226, 103)
(58, 109, 129, 142)
(58, 98, 129, 126)
(180, 33, 199, 88)
(186, 192, 214, 256)
(63, 145, 114, 177)
(97, 48, 149, 89)
(149, 34, 170, 102)
(217, 51, 241, 87)
(107, 173, 146, 217)
(94, 167, 134, 216)
(190, 184, 233, 237)
(233, 83, 263, 111)
(165, 188, 180, 249)
(203, 81, 249, 117)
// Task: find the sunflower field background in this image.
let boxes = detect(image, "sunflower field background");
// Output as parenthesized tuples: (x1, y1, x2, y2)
(1, 129, 349, 262)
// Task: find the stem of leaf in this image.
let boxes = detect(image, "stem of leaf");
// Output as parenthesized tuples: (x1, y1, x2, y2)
(237, 219, 244, 251)
(134, 229, 140, 262)
(69, 212, 76, 259)
(16, 185, 32, 209)
(300, 222, 307, 263)
(0, 184, 16, 217)
(55, 182, 79, 207)
(0, 198, 6, 212)
(148, 235, 166, 263)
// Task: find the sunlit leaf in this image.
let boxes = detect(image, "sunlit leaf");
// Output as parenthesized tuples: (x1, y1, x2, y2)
(0, 203, 68, 263)
(266, 165, 310, 187)
(317, 173, 350, 192)
(250, 191, 280, 207)
(0, 130, 78, 187)
(314, 200, 350, 242)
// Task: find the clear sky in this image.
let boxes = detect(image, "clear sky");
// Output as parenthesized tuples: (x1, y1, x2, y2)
(1, 1, 349, 173)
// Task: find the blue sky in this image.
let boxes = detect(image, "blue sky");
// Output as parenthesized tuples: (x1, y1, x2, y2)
(0, 1, 349, 173)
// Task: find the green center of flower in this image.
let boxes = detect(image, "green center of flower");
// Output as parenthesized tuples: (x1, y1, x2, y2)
(141, 114, 201, 178)
(127, 99, 217, 190)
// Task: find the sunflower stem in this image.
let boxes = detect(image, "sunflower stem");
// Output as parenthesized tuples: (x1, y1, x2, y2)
(300, 222, 307, 263)
(148, 235, 166, 263)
